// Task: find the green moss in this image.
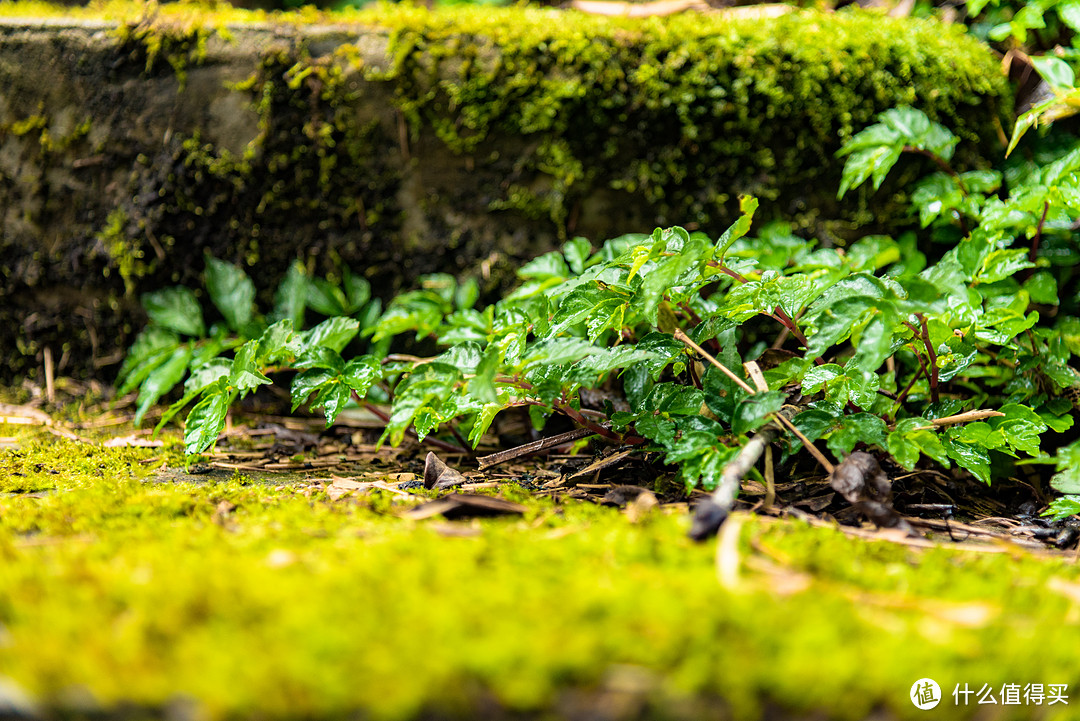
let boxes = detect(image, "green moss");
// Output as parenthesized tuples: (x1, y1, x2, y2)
(97, 208, 148, 296)
(0, 428, 1078, 720)
(367, 5, 1011, 237)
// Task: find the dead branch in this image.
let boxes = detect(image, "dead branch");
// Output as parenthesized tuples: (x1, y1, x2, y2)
(477, 427, 595, 470)
(689, 407, 796, 541)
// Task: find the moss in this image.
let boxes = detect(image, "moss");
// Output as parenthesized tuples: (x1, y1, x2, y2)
(1, 427, 1079, 720)
(97, 208, 149, 296)
(368, 5, 1011, 238)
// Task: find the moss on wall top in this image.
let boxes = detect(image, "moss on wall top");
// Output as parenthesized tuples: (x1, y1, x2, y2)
(361, 5, 1010, 235)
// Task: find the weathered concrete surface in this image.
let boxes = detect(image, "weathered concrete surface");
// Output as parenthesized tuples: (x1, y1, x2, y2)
(0, 11, 1010, 382)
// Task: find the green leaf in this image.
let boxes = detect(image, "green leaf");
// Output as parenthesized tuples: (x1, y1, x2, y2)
(641, 383, 706, 416)
(204, 255, 256, 334)
(306, 278, 348, 317)
(1059, 0, 1080, 32)
(313, 382, 351, 426)
(118, 327, 182, 395)
(271, 261, 307, 328)
(294, 347, 345, 373)
(343, 356, 382, 397)
(977, 249, 1036, 284)
(1031, 55, 1075, 90)
(256, 320, 297, 365)
(731, 390, 785, 435)
(141, 287, 205, 337)
(468, 404, 505, 447)
(942, 436, 992, 485)
(134, 344, 193, 426)
(826, 413, 887, 457)
(801, 364, 844, 396)
(518, 251, 570, 280)
(792, 407, 840, 444)
(1023, 272, 1059, 305)
(1044, 496, 1080, 522)
(184, 386, 232, 454)
(715, 197, 757, 258)
(888, 418, 949, 470)
(837, 145, 903, 198)
(547, 283, 631, 340)
(229, 341, 272, 393)
(298, 317, 361, 354)
(563, 237, 592, 275)
(573, 346, 661, 378)
(344, 270, 372, 313)
(1051, 441, 1080, 494)
(292, 368, 335, 411)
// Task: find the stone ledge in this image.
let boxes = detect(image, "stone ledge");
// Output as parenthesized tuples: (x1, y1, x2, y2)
(0, 6, 1010, 381)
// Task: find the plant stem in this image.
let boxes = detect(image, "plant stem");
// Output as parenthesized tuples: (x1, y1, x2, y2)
(891, 363, 924, 418)
(904, 145, 967, 195)
(1030, 200, 1050, 264)
(916, 313, 939, 403)
(555, 400, 622, 441)
(674, 329, 755, 394)
(674, 329, 835, 474)
(359, 399, 467, 455)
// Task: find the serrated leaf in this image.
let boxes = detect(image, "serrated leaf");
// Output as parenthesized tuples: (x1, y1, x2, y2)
(731, 390, 785, 435)
(547, 284, 632, 339)
(642, 382, 706, 416)
(826, 412, 887, 457)
(204, 255, 256, 333)
(977, 249, 1036, 284)
(1052, 441, 1080, 494)
(943, 436, 992, 485)
(292, 369, 335, 411)
(837, 145, 903, 198)
(256, 319, 296, 365)
(313, 382, 350, 426)
(715, 199, 757, 258)
(229, 341, 272, 393)
(184, 387, 232, 454)
(468, 404, 505, 447)
(563, 237, 592, 275)
(294, 346, 345, 373)
(298, 317, 360, 354)
(342, 356, 382, 396)
(141, 287, 205, 337)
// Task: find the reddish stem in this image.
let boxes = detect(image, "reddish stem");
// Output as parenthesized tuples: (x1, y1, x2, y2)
(916, 314, 939, 403)
(359, 397, 467, 454)
(903, 146, 967, 195)
(1030, 200, 1050, 264)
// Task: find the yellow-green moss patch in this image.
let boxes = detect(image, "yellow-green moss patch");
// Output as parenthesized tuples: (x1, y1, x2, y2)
(0, 429, 1077, 720)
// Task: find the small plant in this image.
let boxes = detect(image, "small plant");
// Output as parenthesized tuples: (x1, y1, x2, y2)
(121, 104, 1080, 521)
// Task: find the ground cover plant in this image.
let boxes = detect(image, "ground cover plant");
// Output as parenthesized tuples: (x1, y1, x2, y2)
(117, 98, 1080, 532)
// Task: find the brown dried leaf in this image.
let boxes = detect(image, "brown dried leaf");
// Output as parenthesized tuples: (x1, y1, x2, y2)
(402, 494, 526, 521)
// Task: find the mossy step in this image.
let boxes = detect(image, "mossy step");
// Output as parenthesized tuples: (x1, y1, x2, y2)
(0, 2, 1009, 383)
